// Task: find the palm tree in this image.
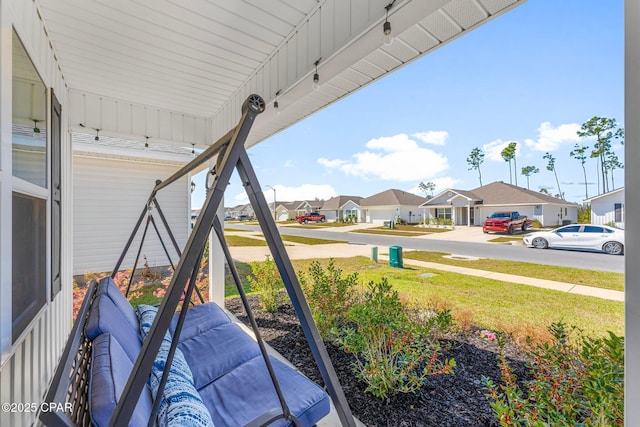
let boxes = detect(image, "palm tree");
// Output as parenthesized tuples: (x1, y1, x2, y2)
(501, 142, 518, 185)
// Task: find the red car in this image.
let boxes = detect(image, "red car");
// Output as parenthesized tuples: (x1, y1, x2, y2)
(483, 211, 532, 234)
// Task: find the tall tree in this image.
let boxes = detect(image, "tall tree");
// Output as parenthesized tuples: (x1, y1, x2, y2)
(466, 147, 485, 186)
(577, 116, 625, 194)
(605, 153, 624, 190)
(501, 142, 518, 185)
(570, 143, 589, 200)
(543, 152, 563, 199)
(521, 165, 540, 190)
(418, 181, 435, 198)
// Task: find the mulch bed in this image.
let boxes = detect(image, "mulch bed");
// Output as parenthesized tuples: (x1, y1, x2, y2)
(226, 296, 531, 427)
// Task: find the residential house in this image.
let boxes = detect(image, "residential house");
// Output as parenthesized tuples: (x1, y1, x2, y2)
(319, 195, 363, 222)
(360, 189, 427, 224)
(421, 181, 578, 227)
(586, 188, 625, 228)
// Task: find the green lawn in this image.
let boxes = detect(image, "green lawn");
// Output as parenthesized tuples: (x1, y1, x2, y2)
(280, 235, 345, 245)
(403, 251, 624, 291)
(291, 257, 623, 339)
(224, 227, 249, 232)
(488, 236, 524, 243)
(224, 235, 267, 246)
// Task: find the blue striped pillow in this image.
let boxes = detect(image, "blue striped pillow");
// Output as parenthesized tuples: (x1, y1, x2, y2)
(137, 305, 214, 427)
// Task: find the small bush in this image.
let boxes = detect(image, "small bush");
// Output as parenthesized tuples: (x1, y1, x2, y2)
(338, 278, 455, 399)
(300, 259, 358, 339)
(483, 321, 624, 426)
(247, 256, 283, 312)
(578, 204, 591, 224)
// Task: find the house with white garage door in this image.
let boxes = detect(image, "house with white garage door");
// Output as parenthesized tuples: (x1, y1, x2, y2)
(586, 188, 625, 228)
(360, 189, 427, 224)
(421, 181, 578, 227)
(319, 195, 363, 222)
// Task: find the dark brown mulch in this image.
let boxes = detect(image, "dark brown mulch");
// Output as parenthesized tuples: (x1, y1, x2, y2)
(226, 296, 531, 427)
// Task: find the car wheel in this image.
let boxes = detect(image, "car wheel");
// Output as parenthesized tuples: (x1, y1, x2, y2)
(602, 241, 624, 255)
(521, 222, 528, 232)
(531, 237, 548, 249)
(304, 219, 309, 224)
(321, 218, 326, 222)
(507, 225, 514, 235)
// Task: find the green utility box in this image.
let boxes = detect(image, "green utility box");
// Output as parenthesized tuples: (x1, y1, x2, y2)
(370, 246, 378, 262)
(389, 245, 403, 268)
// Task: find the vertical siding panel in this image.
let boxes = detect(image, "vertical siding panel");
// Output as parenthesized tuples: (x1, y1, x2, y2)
(307, 12, 321, 68)
(296, 23, 308, 78)
(102, 98, 118, 131)
(321, 2, 335, 60)
(131, 105, 146, 137)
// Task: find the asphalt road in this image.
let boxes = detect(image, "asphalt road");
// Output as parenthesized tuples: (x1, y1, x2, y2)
(229, 224, 625, 273)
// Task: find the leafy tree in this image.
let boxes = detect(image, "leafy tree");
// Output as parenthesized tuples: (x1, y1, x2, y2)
(466, 147, 485, 186)
(543, 152, 563, 200)
(604, 152, 624, 191)
(577, 116, 624, 194)
(570, 143, 589, 200)
(418, 181, 435, 198)
(521, 165, 540, 190)
(500, 142, 518, 185)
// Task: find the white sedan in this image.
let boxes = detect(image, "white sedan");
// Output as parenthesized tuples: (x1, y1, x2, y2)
(523, 224, 624, 255)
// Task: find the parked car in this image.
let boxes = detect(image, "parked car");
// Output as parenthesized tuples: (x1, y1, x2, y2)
(523, 224, 624, 255)
(483, 211, 532, 234)
(224, 215, 233, 221)
(295, 212, 326, 224)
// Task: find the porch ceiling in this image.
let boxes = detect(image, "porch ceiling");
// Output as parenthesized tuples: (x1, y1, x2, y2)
(36, 0, 526, 148)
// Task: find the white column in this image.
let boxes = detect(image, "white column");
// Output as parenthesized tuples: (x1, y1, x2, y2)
(208, 194, 225, 305)
(625, 1, 639, 423)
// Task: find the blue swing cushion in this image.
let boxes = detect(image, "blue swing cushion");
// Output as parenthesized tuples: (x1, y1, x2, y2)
(137, 304, 214, 427)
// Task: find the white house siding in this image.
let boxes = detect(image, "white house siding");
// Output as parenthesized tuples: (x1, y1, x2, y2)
(342, 201, 361, 222)
(73, 155, 189, 275)
(0, 1, 72, 426)
(590, 190, 625, 228)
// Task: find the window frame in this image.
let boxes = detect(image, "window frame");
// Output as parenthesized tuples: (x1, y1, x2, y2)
(8, 29, 54, 344)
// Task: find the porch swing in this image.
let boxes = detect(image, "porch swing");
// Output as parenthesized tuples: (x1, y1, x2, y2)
(40, 95, 356, 427)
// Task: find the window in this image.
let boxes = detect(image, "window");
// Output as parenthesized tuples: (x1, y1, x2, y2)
(435, 208, 452, 220)
(557, 225, 581, 233)
(583, 226, 604, 233)
(614, 203, 623, 222)
(11, 31, 53, 341)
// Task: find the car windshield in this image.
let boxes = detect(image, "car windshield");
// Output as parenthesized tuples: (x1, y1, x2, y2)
(490, 212, 511, 218)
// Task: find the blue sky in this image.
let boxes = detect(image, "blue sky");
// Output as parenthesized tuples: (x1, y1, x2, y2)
(193, 0, 623, 209)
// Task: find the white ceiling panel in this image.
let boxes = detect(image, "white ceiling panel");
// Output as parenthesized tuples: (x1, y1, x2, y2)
(36, 0, 526, 148)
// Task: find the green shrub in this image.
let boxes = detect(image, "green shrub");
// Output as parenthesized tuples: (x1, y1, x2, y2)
(578, 204, 591, 224)
(338, 278, 455, 399)
(247, 256, 283, 312)
(300, 259, 358, 339)
(483, 321, 624, 426)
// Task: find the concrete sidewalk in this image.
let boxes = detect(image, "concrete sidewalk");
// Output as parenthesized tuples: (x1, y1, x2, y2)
(228, 243, 624, 302)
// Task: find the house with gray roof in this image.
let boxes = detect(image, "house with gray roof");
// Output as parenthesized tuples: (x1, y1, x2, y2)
(585, 187, 625, 228)
(421, 181, 578, 227)
(360, 189, 427, 224)
(319, 195, 363, 222)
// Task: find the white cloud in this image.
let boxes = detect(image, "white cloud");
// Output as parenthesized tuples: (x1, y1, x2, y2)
(483, 139, 521, 162)
(234, 184, 337, 204)
(365, 134, 418, 151)
(318, 158, 348, 168)
(283, 160, 296, 168)
(524, 122, 582, 152)
(318, 133, 449, 182)
(412, 131, 449, 146)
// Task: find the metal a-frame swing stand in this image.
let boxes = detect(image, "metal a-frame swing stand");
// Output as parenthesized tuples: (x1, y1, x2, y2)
(109, 94, 356, 427)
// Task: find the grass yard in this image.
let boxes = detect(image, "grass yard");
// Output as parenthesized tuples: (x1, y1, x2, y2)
(223, 227, 249, 232)
(403, 251, 624, 291)
(280, 235, 345, 245)
(224, 235, 267, 246)
(487, 236, 524, 243)
(290, 257, 623, 340)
